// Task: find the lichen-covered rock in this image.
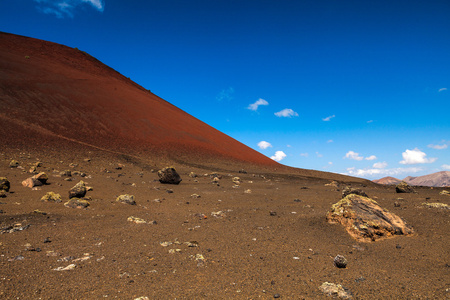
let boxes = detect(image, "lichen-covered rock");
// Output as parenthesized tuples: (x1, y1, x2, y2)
(422, 202, 449, 210)
(0, 177, 10, 192)
(41, 192, 62, 202)
(319, 282, 352, 299)
(439, 190, 449, 196)
(232, 177, 241, 185)
(117, 194, 136, 205)
(325, 180, 340, 188)
(326, 194, 414, 242)
(395, 181, 415, 193)
(341, 187, 368, 198)
(69, 181, 86, 199)
(127, 216, 147, 224)
(158, 167, 182, 184)
(9, 160, 19, 168)
(64, 198, 90, 208)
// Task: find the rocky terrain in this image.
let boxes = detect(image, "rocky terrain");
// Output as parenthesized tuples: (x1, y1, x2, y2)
(1, 32, 449, 299)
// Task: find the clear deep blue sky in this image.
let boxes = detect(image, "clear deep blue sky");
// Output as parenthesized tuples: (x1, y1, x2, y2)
(1, 0, 449, 179)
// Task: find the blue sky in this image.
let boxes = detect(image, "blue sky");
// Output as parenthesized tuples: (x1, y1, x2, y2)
(1, 0, 449, 179)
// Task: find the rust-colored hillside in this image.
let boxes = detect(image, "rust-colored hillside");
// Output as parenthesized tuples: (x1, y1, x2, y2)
(0, 32, 278, 167)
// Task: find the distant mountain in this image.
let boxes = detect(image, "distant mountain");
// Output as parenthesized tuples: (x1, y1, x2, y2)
(374, 171, 450, 187)
(403, 171, 450, 187)
(373, 177, 401, 185)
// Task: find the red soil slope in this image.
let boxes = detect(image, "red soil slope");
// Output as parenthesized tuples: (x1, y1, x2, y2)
(0, 32, 278, 166)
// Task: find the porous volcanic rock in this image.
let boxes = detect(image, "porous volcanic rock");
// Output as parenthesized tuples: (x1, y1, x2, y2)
(319, 282, 352, 299)
(22, 172, 48, 188)
(395, 181, 415, 193)
(341, 187, 368, 198)
(41, 192, 62, 202)
(117, 194, 136, 205)
(0, 177, 10, 192)
(69, 181, 87, 199)
(326, 194, 414, 242)
(158, 167, 182, 184)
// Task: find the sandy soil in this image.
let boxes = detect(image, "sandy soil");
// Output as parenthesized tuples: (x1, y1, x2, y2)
(0, 146, 448, 299)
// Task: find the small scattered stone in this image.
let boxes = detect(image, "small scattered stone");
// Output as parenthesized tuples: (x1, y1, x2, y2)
(325, 181, 340, 188)
(422, 202, 449, 210)
(342, 187, 368, 198)
(319, 282, 352, 299)
(334, 255, 348, 268)
(41, 192, 62, 202)
(244, 189, 252, 194)
(166, 189, 174, 194)
(44, 237, 51, 243)
(239, 169, 247, 174)
(189, 172, 198, 178)
(158, 167, 182, 184)
(191, 194, 200, 198)
(60, 170, 72, 177)
(232, 177, 241, 185)
(394, 201, 401, 207)
(53, 264, 76, 271)
(294, 199, 302, 202)
(273, 294, 280, 298)
(9, 160, 19, 168)
(127, 216, 147, 224)
(269, 211, 277, 216)
(64, 198, 90, 209)
(440, 190, 450, 196)
(117, 194, 136, 205)
(69, 181, 87, 199)
(0, 190, 6, 198)
(396, 181, 415, 193)
(33, 209, 47, 215)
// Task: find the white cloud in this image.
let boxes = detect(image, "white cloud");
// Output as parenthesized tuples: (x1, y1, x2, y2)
(257, 141, 272, 150)
(367, 120, 373, 123)
(344, 167, 423, 178)
(442, 164, 450, 170)
(247, 98, 268, 111)
(399, 148, 437, 165)
(322, 115, 335, 121)
(328, 162, 333, 165)
(373, 161, 388, 169)
(271, 151, 286, 162)
(365, 155, 377, 161)
(274, 108, 298, 118)
(344, 151, 363, 161)
(428, 143, 448, 150)
(327, 139, 333, 143)
(316, 151, 323, 158)
(35, 0, 104, 17)
(438, 88, 447, 92)
(216, 87, 234, 102)
(300, 153, 309, 157)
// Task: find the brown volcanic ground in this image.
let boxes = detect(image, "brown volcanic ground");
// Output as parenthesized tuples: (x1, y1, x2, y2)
(0, 32, 449, 299)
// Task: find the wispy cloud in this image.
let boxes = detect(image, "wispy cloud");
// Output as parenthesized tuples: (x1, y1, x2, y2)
(373, 161, 388, 169)
(257, 141, 272, 150)
(216, 87, 234, 102)
(344, 151, 363, 161)
(247, 98, 268, 111)
(274, 108, 298, 118)
(367, 120, 374, 123)
(365, 155, 377, 161)
(438, 88, 447, 92)
(428, 142, 448, 150)
(271, 151, 286, 162)
(316, 151, 323, 158)
(344, 166, 423, 178)
(300, 153, 309, 157)
(442, 164, 450, 170)
(399, 148, 437, 165)
(327, 139, 333, 143)
(322, 115, 335, 121)
(35, 0, 104, 17)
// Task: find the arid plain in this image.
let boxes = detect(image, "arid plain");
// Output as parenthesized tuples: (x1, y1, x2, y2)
(0, 32, 449, 299)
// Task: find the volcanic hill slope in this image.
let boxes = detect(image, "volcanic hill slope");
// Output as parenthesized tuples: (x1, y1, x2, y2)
(0, 32, 449, 299)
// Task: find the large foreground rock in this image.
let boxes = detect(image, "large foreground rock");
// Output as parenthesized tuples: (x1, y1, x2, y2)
(158, 167, 182, 184)
(22, 172, 48, 188)
(326, 194, 414, 242)
(69, 181, 87, 199)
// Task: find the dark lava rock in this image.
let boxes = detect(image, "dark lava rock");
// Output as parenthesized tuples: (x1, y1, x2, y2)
(342, 187, 368, 198)
(158, 167, 182, 184)
(334, 255, 348, 268)
(395, 181, 415, 193)
(0, 177, 10, 192)
(69, 181, 87, 199)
